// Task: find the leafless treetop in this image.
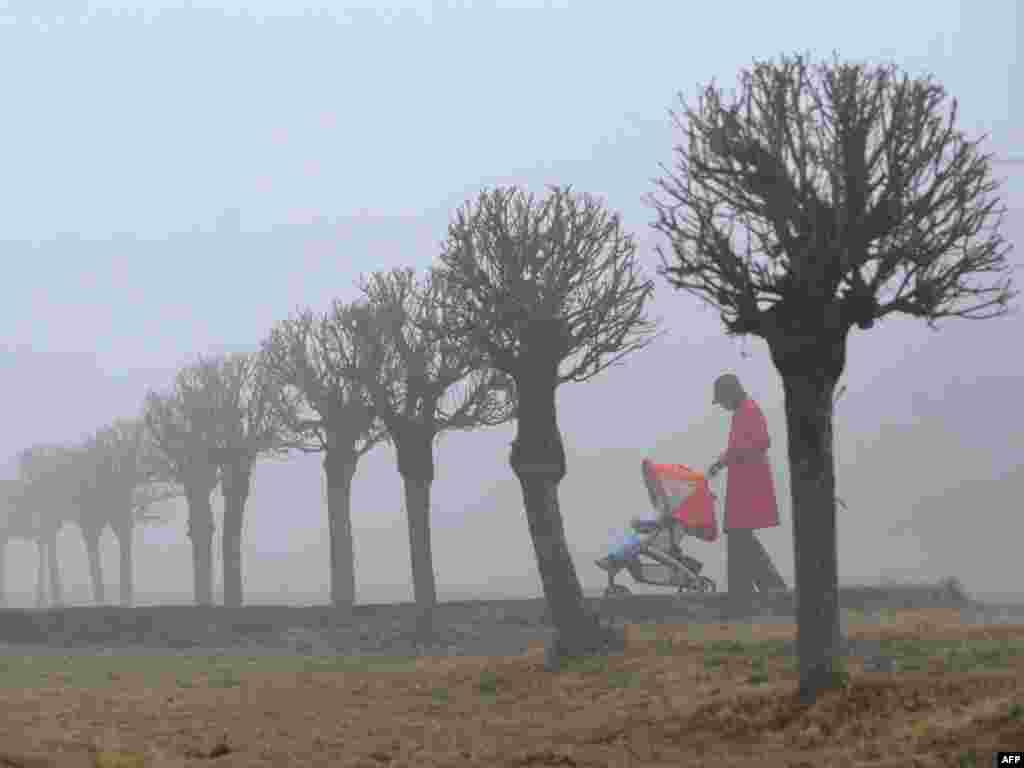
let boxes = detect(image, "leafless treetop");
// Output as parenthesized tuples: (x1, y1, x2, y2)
(174, 352, 293, 469)
(434, 185, 660, 384)
(261, 304, 387, 456)
(143, 361, 227, 488)
(80, 419, 182, 525)
(648, 52, 1016, 340)
(341, 267, 515, 436)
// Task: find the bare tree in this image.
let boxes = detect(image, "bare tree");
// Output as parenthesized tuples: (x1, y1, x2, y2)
(74, 419, 181, 606)
(0, 463, 54, 608)
(187, 352, 292, 608)
(0, 426, 176, 610)
(144, 362, 227, 606)
(432, 185, 659, 666)
(0, 477, 17, 607)
(0, 476, 24, 608)
(1, 459, 51, 608)
(8, 444, 81, 608)
(261, 304, 388, 611)
(648, 52, 1017, 703)
(340, 267, 516, 637)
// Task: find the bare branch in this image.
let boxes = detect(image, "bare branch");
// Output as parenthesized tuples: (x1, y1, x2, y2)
(73, 420, 184, 529)
(649, 51, 1017, 346)
(142, 364, 223, 492)
(8, 443, 82, 535)
(177, 352, 297, 475)
(260, 304, 387, 459)
(332, 267, 517, 447)
(434, 185, 661, 386)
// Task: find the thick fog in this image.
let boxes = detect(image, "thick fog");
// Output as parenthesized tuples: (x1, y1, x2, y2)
(1, 1, 1020, 607)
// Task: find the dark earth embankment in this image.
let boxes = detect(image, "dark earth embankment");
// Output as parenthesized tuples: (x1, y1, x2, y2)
(0, 580, 1005, 660)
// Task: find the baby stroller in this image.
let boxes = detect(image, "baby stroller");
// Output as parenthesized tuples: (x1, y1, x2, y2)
(595, 459, 718, 597)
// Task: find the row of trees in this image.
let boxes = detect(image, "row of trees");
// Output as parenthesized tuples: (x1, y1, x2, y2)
(0, 422, 179, 608)
(1, 52, 1015, 703)
(2, 270, 519, 639)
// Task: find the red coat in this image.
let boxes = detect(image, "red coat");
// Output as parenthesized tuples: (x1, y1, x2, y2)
(722, 398, 780, 530)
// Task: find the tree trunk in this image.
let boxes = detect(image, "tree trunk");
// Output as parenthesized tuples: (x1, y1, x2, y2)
(45, 531, 62, 607)
(401, 475, 438, 639)
(781, 370, 843, 704)
(396, 431, 438, 641)
(0, 535, 5, 608)
(323, 450, 358, 612)
(34, 537, 46, 609)
(186, 487, 216, 607)
(221, 464, 252, 609)
(81, 525, 105, 606)
(510, 374, 605, 666)
(112, 522, 133, 607)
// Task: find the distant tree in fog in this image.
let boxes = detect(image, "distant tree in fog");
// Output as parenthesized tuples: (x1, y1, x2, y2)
(144, 361, 228, 607)
(6, 444, 80, 608)
(260, 303, 388, 612)
(340, 266, 516, 638)
(73, 418, 181, 607)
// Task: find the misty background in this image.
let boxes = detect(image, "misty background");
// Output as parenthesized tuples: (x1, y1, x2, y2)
(0, 1, 1020, 607)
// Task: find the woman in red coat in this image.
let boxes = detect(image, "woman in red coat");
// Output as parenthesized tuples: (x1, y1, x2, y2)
(707, 373, 787, 597)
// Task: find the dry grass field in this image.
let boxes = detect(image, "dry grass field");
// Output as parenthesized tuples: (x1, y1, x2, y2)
(0, 607, 1020, 767)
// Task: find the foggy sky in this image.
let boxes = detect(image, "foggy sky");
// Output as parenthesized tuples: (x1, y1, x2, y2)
(1, 1, 1020, 606)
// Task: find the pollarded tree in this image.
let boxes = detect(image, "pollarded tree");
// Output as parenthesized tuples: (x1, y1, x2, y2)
(0, 475, 24, 607)
(342, 267, 516, 637)
(0, 468, 62, 608)
(144, 361, 228, 606)
(9, 443, 84, 608)
(432, 185, 660, 666)
(4, 433, 175, 609)
(185, 352, 292, 608)
(5, 450, 49, 608)
(261, 304, 388, 611)
(0, 475, 17, 606)
(648, 52, 1017, 703)
(74, 419, 181, 606)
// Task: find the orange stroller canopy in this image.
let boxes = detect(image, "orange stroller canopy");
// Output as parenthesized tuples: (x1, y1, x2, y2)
(641, 459, 719, 543)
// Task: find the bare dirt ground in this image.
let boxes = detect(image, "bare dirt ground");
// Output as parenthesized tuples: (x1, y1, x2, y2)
(0, 607, 1021, 767)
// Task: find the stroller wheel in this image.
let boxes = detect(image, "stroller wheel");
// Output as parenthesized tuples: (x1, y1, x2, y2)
(696, 576, 716, 593)
(604, 584, 632, 598)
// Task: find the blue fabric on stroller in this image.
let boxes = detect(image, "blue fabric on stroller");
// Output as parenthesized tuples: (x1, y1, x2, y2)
(606, 530, 646, 562)
(604, 515, 665, 562)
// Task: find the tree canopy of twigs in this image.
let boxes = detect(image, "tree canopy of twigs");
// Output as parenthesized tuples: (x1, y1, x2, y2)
(649, 52, 1016, 359)
(434, 185, 661, 385)
(181, 352, 294, 469)
(261, 304, 387, 458)
(80, 418, 182, 527)
(11, 444, 77, 534)
(348, 267, 516, 440)
(143, 365, 224, 492)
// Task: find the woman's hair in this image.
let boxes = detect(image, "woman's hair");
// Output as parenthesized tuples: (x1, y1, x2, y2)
(714, 373, 747, 406)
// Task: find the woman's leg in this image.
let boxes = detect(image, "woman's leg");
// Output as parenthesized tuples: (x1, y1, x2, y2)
(747, 531, 787, 590)
(727, 529, 756, 597)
